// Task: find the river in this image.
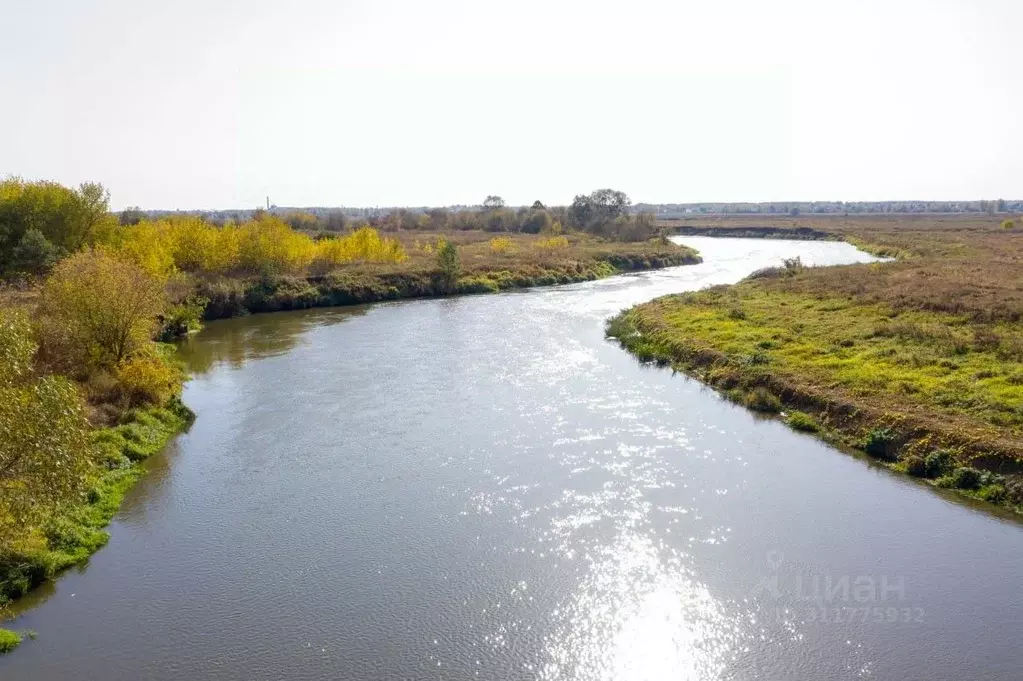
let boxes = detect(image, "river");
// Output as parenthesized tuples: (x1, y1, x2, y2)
(4, 237, 1023, 680)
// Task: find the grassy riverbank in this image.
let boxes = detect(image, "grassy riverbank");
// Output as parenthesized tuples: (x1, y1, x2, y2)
(194, 231, 701, 319)
(613, 214, 1023, 510)
(0, 400, 193, 650)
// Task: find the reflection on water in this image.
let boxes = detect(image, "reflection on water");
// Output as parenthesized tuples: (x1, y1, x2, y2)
(5, 238, 1023, 681)
(177, 306, 369, 374)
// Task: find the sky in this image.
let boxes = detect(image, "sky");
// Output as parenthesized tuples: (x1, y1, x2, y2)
(1, 0, 1021, 210)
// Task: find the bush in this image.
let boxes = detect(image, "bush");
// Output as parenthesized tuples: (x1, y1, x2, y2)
(902, 454, 927, 477)
(949, 466, 982, 490)
(37, 249, 167, 373)
(924, 450, 954, 478)
(978, 484, 1007, 503)
(785, 411, 818, 432)
(455, 276, 499, 294)
(536, 236, 569, 250)
(745, 386, 782, 412)
(115, 354, 181, 407)
(863, 427, 896, 459)
(1001, 218, 1016, 229)
(436, 240, 459, 285)
(0, 628, 21, 655)
(489, 237, 514, 254)
(1004, 478, 1023, 505)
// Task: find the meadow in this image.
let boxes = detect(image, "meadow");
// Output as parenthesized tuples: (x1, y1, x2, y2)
(611, 214, 1023, 509)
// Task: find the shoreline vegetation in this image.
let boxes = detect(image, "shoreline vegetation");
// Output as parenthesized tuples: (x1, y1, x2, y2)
(609, 214, 1023, 513)
(0, 180, 699, 649)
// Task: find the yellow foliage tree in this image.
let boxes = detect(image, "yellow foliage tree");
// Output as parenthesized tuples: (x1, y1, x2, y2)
(38, 249, 168, 374)
(0, 309, 92, 548)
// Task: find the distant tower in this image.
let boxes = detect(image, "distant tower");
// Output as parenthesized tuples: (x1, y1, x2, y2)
(266, 196, 270, 210)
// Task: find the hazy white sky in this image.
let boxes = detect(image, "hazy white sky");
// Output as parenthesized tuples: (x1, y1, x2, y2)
(2, 0, 1020, 209)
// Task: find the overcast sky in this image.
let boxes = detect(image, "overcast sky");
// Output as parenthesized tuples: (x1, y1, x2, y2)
(1, 0, 1020, 209)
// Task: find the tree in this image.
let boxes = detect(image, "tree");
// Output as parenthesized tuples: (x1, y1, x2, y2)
(325, 210, 347, 232)
(427, 208, 449, 230)
(568, 189, 631, 231)
(10, 228, 60, 274)
(531, 200, 546, 210)
(38, 249, 168, 374)
(521, 210, 552, 234)
(482, 195, 506, 211)
(436, 240, 459, 287)
(0, 178, 116, 271)
(0, 309, 92, 549)
(119, 206, 146, 226)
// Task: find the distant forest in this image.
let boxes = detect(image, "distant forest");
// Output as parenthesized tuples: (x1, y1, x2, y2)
(131, 198, 1023, 227)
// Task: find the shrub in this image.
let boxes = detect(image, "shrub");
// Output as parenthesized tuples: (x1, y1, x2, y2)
(978, 484, 1007, 503)
(436, 240, 459, 285)
(745, 386, 782, 412)
(0, 628, 21, 655)
(924, 450, 954, 478)
(456, 276, 499, 294)
(863, 427, 896, 459)
(785, 411, 818, 432)
(115, 354, 181, 407)
(902, 454, 927, 477)
(536, 236, 569, 250)
(38, 249, 167, 373)
(1001, 218, 1015, 229)
(949, 466, 982, 490)
(489, 237, 514, 254)
(313, 227, 406, 269)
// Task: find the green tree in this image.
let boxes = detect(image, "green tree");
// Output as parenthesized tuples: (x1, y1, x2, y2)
(568, 189, 631, 232)
(0, 178, 116, 271)
(38, 249, 168, 374)
(521, 210, 553, 234)
(119, 206, 145, 226)
(0, 309, 92, 549)
(436, 240, 459, 287)
(482, 195, 505, 211)
(10, 228, 60, 274)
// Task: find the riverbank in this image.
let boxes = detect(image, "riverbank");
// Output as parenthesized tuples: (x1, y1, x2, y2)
(0, 234, 701, 647)
(193, 232, 701, 320)
(0, 400, 193, 650)
(610, 215, 1023, 511)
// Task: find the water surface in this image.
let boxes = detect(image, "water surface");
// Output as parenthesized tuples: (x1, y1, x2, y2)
(5, 237, 1023, 680)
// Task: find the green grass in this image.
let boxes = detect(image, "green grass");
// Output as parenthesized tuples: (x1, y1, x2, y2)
(0, 628, 21, 654)
(607, 271, 1023, 511)
(0, 399, 193, 608)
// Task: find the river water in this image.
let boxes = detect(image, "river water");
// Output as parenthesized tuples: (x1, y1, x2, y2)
(5, 237, 1023, 680)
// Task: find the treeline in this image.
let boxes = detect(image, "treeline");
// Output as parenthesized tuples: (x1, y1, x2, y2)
(639, 199, 1023, 217)
(120, 189, 662, 242)
(0, 177, 408, 281)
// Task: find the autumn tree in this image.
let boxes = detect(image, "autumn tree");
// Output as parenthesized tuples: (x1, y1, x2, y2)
(0, 178, 117, 271)
(0, 309, 92, 548)
(38, 249, 168, 374)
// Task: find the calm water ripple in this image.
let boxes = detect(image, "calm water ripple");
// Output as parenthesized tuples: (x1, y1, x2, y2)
(5, 238, 1023, 681)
